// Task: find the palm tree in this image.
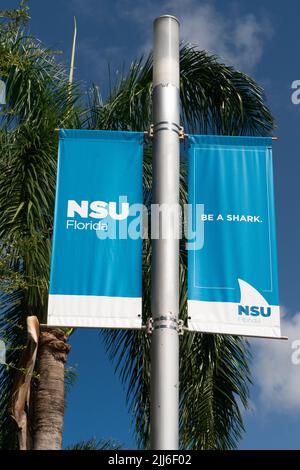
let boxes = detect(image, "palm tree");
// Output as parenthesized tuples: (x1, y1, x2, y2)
(0, 1, 274, 451)
(0, 2, 80, 449)
(87, 47, 273, 449)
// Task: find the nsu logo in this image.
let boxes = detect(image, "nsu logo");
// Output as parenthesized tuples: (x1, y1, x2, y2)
(67, 199, 129, 220)
(238, 305, 271, 317)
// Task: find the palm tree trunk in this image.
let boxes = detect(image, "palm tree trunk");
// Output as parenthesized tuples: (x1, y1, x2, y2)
(32, 327, 70, 450)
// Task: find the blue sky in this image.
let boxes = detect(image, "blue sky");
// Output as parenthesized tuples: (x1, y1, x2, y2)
(3, 0, 300, 449)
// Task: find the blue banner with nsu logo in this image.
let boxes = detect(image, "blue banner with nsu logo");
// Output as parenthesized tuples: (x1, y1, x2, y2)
(48, 130, 143, 329)
(188, 135, 281, 338)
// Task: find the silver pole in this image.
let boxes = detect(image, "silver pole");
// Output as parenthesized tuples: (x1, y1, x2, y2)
(150, 15, 180, 450)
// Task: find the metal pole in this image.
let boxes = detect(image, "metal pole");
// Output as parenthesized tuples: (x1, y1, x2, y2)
(150, 15, 180, 450)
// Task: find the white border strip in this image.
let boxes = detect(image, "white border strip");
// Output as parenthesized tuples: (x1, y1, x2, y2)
(48, 294, 142, 329)
(188, 300, 281, 338)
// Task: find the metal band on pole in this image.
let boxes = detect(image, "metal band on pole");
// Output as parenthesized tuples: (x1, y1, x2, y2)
(150, 15, 180, 450)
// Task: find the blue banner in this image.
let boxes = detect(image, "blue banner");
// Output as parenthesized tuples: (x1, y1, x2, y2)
(188, 135, 281, 337)
(48, 129, 143, 328)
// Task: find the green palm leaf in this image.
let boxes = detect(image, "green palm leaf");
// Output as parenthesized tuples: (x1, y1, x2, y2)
(98, 45, 272, 449)
(0, 7, 81, 447)
(1, 2, 274, 450)
(65, 437, 122, 450)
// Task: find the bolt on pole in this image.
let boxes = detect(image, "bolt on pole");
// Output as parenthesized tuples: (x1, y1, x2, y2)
(150, 15, 180, 450)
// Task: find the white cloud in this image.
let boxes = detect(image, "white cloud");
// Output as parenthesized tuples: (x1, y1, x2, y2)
(118, 0, 272, 71)
(250, 311, 300, 414)
(66, 0, 273, 87)
(67, 0, 272, 79)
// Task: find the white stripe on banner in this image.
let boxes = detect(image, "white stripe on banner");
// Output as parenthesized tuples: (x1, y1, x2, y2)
(48, 295, 142, 329)
(188, 300, 281, 338)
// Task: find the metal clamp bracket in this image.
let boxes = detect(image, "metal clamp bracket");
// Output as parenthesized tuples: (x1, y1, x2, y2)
(177, 319, 184, 336)
(179, 126, 186, 140)
(144, 124, 154, 138)
(145, 316, 184, 335)
(146, 317, 154, 334)
(144, 124, 186, 140)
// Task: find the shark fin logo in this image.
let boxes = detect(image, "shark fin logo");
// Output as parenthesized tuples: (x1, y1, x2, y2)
(238, 279, 271, 317)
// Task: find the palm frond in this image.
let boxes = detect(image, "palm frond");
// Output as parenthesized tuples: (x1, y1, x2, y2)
(65, 437, 122, 450)
(0, 14, 82, 448)
(99, 44, 271, 449)
(179, 333, 251, 449)
(87, 44, 274, 136)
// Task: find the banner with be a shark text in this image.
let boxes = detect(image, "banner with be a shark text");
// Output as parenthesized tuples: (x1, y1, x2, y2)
(188, 135, 281, 338)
